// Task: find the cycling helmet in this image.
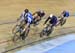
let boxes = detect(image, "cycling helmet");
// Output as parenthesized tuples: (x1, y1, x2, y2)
(49, 14, 53, 18)
(40, 10, 44, 13)
(24, 9, 29, 13)
(38, 9, 44, 13)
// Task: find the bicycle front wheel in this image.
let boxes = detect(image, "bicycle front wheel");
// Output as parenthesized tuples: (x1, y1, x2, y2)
(12, 33, 20, 42)
(47, 27, 54, 36)
(12, 25, 21, 42)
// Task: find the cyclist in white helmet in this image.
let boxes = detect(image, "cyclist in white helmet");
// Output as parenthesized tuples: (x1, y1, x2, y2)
(44, 14, 58, 29)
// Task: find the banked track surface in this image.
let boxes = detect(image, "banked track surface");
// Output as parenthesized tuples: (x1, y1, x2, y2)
(0, 21, 75, 53)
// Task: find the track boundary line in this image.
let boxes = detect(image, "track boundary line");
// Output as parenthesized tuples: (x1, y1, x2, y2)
(0, 21, 16, 25)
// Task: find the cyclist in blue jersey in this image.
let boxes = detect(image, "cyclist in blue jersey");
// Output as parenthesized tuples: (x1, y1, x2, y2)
(58, 10, 70, 26)
(17, 9, 33, 25)
(17, 9, 33, 40)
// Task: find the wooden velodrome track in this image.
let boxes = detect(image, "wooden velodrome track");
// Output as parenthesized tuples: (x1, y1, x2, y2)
(0, 0, 75, 53)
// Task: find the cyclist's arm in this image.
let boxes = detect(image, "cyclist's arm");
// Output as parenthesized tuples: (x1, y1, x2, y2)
(44, 16, 50, 25)
(17, 13, 23, 21)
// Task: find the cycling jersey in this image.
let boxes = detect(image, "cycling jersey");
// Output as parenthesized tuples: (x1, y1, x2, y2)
(20, 11, 33, 24)
(37, 11, 45, 17)
(49, 16, 57, 24)
(26, 12, 33, 24)
(44, 15, 57, 26)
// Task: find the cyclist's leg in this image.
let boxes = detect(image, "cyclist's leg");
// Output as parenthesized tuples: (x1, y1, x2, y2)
(58, 18, 63, 26)
(33, 15, 38, 22)
(21, 22, 30, 40)
(42, 24, 49, 32)
(61, 18, 66, 26)
(25, 25, 30, 36)
(36, 16, 41, 23)
(56, 15, 64, 26)
(20, 31, 25, 40)
(33, 16, 41, 26)
(55, 18, 61, 27)
(33, 16, 37, 25)
(19, 20, 27, 40)
(46, 23, 55, 36)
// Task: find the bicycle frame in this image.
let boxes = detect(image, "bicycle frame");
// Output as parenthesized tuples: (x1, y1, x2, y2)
(40, 24, 54, 37)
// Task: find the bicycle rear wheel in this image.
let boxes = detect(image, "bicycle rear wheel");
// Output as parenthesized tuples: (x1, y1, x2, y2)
(40, 29, 46, 37)
(40, 25, 49, 37)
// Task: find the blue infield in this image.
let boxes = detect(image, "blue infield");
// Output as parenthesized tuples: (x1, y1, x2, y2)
(16, 34, 75, 53)
(44, 40, 75, 53)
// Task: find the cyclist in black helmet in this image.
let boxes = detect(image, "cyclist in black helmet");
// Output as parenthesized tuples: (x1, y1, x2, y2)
(32, 9, 45, 26)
